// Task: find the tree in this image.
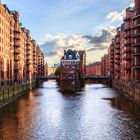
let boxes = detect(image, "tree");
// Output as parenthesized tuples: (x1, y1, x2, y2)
(55, 66, 60, 77)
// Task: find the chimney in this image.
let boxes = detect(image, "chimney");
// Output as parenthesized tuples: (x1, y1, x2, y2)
(134, 0, 140, 14)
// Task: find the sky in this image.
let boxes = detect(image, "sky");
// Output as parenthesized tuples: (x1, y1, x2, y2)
(3, 0, 133, 65)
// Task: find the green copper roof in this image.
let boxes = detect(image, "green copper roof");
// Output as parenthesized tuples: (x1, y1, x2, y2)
(19, 22, 22, 26)
(10, 10, 16, 14)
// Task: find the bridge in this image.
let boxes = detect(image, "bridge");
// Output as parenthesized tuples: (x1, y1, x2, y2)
(39, 75, 111, 81)
(83, 75, 112, 85)
(38, 76, 59, 81)
(38, 75, 111, 86)
(83, 75, 111, 80)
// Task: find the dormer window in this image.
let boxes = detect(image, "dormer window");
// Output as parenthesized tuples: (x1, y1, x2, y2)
(68, 54, 73, 60)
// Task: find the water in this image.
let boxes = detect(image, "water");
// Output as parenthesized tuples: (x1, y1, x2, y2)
(0, 81, 140, 140)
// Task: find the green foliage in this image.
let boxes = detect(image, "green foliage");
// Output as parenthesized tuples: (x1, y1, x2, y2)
(55, 66, 60, 77)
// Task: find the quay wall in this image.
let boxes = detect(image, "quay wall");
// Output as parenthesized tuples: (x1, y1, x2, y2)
(0, 82, 37, 108)
(112, 80, 140, 105)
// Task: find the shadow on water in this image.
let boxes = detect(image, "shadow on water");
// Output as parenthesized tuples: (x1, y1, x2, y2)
(60, 91, 84, 98)
(102, 93, 140, 120)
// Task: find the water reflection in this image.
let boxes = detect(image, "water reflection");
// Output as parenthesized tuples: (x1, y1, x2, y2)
(0, 81, 140, 140)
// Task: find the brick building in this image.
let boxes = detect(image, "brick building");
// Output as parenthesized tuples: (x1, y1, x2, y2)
(101, 54, 109, 76)
(108, 39, 115, 78)
(107, 0, 140, 83)
(86, 62, 101, 76)
(132, 0, 140, 81)
(0, 3, 45, 87)
(60, 49, 86, 92)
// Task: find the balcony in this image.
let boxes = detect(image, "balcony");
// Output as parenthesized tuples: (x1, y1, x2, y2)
(132, 53, 140, 56)
(115, 60, 120, 64)
(124, 16, 131, 21)
(110, 56, 114, 59)
(124, 26, 131, 31)
(14, 34, 20, 40)
(115, 54, 120, 59)
(27, 67, 32, 72)
(14, 29, 20, 33)
(26, 61, 31, 65)
(14, 48, 20, 54)
(14, 56, 21, 61)
(115, 45, 120, 49)
(133, 47, 140, 54)
(132, 42, 140, 47)
(115, 67, 120, 72)
(26, 52, 31, 55)
(115, 50, 120, 54)
(133, 57, 140, 68)
(14, 41, 20, 47)
(115, 41, 120, 45)
(110, 59, 114, 63)
(132, 33, 140, 38)
(124, 41, 131, 46)
(124, 64, 131, 70)
(26, 56, 32, 60)
(124, 34, 131, 38)
(131, 14, 140, 20)
(33, 62, 37, 65)
(132, 23, 140, 29)
(14, 64, 20, 71)
(26, 47, 31, 50)
(124, 54, 131, 60)
(124, 47, 131, 53)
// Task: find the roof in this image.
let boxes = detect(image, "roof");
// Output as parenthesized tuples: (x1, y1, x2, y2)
(61, 49, 80, 60)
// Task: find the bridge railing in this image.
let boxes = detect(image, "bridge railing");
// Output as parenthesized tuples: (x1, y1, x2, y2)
(83, 75, 111, 79)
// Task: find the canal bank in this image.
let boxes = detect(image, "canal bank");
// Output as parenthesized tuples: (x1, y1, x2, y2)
(0, 82, 37, 109)
(112, 80, 140, 106)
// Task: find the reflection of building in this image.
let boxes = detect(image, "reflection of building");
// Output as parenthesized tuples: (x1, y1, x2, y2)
(60, 49, 86, 92)
(0, 3, 45, 87)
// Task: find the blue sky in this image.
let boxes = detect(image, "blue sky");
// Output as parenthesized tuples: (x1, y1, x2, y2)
(3, 0, 133, 65)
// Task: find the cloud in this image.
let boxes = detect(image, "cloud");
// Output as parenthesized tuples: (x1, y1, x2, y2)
(106, 1, 134, 23)
(84, 29, 112, 44)
(106, 11, 123, 22)
(83, 27, 116, 49)
(129, 2, 134, 7)
(40, 27, 116, 65)
(41, 40, 57, 56)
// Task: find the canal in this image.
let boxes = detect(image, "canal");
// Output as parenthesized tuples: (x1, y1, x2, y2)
(0, 81, 140, 140)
